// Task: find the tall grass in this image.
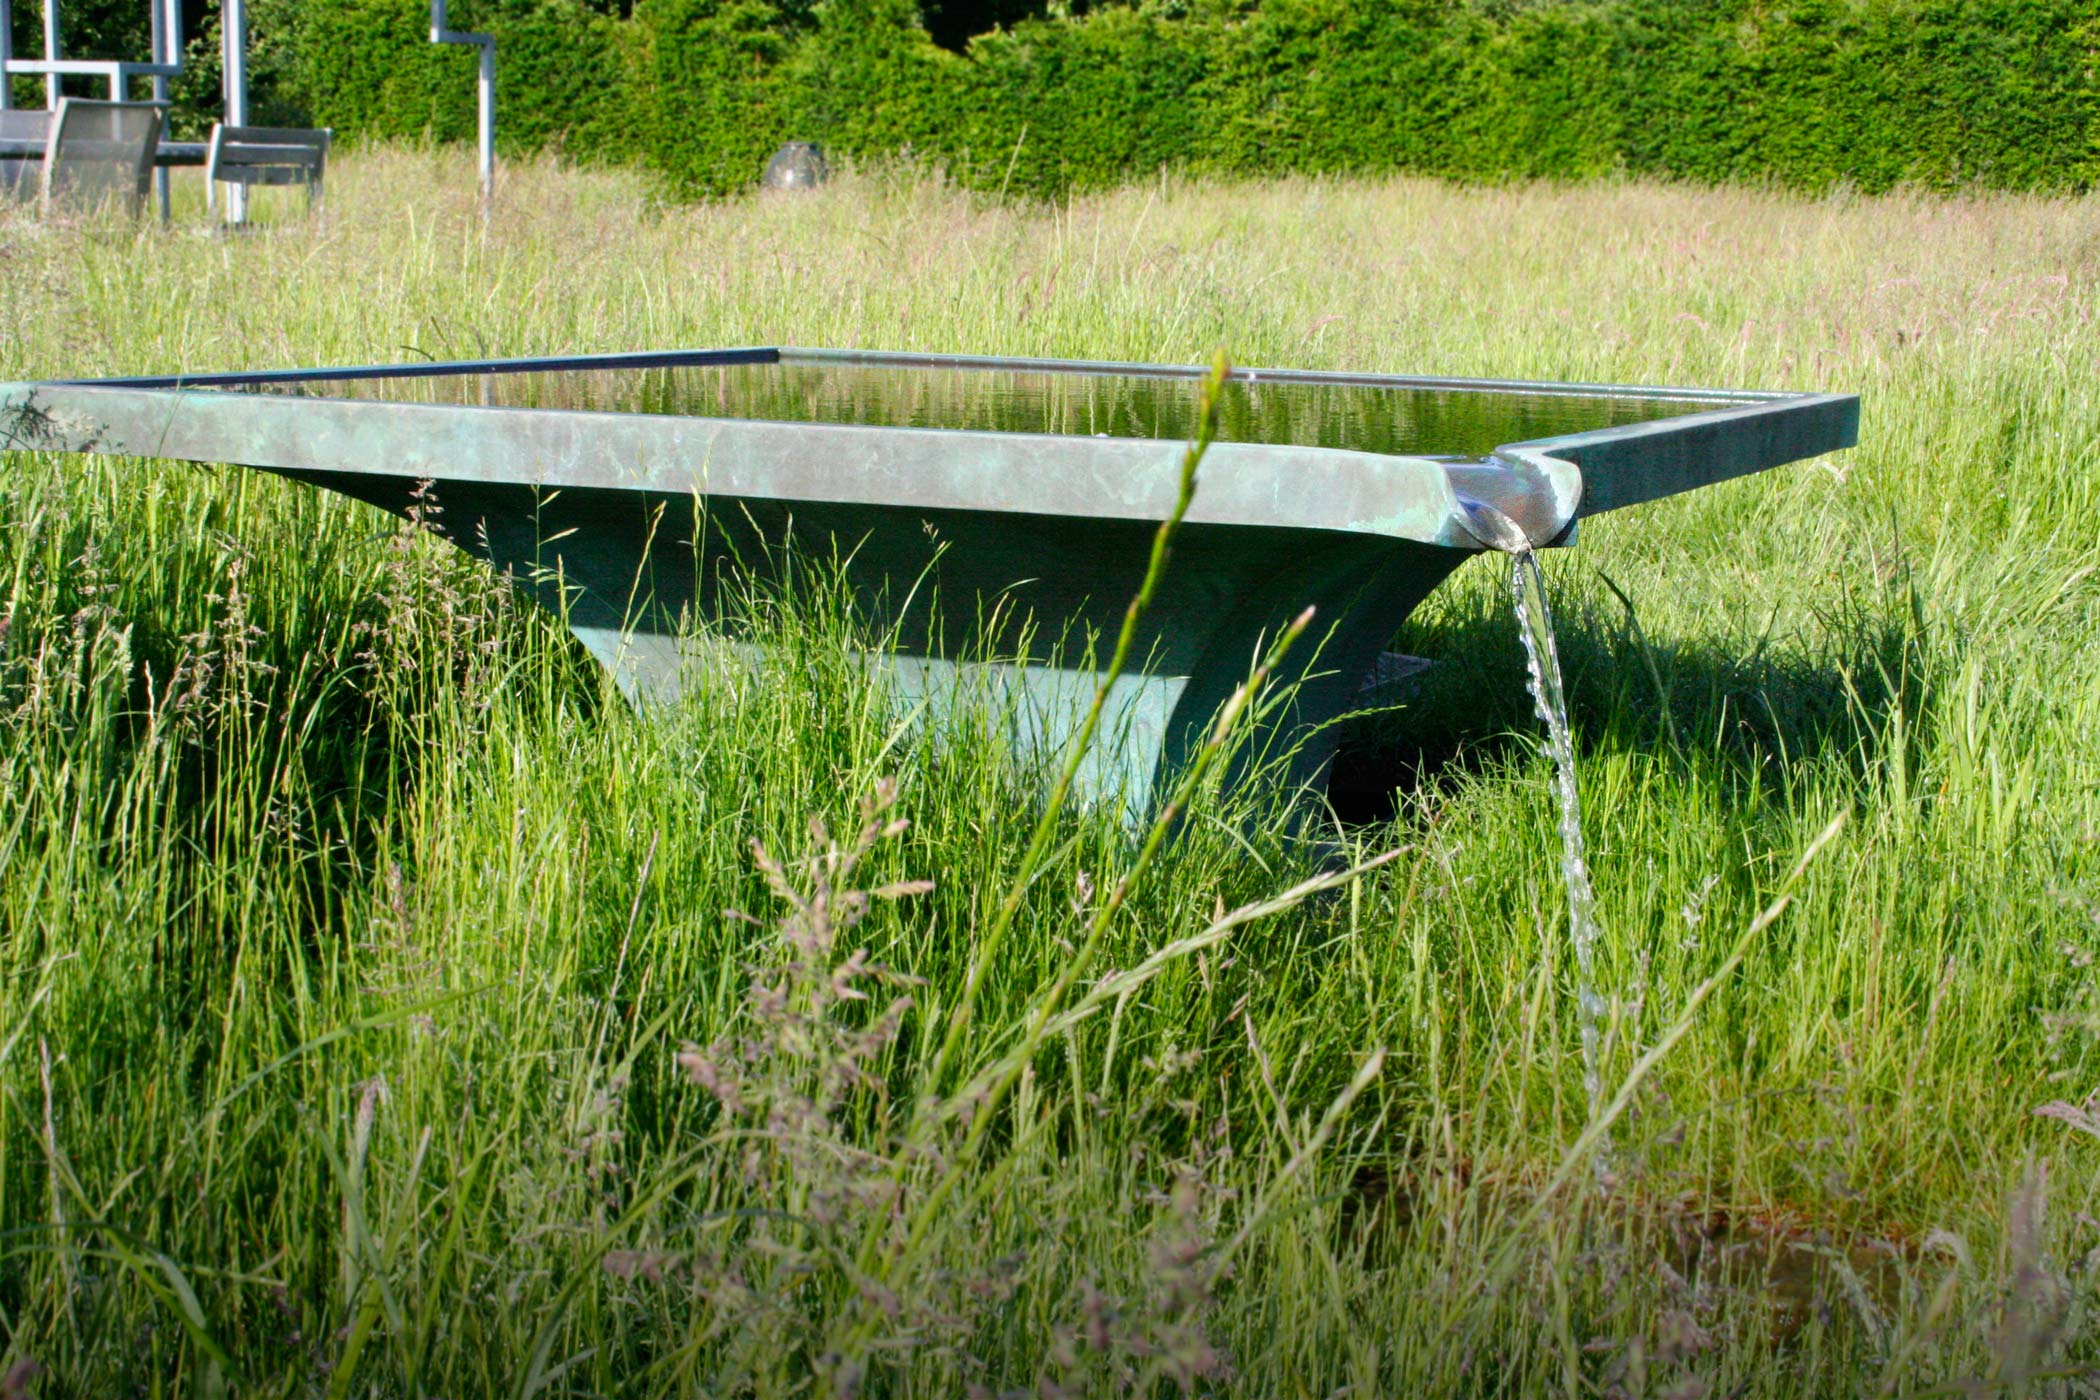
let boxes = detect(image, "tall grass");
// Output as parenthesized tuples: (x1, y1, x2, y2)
(0, 150, 2096, 1394)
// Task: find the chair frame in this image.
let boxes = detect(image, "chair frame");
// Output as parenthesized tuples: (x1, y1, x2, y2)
(205, 123, 331, 218)
(39, 96, 163, 218)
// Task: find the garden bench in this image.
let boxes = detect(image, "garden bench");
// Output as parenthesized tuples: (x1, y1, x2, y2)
(205, 123, 331, 218)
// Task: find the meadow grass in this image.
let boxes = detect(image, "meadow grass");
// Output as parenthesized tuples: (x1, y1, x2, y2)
(0, 149, 2097, 1395)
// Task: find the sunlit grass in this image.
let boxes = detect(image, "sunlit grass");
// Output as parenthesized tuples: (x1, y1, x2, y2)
(0, 148, 2096, 1393)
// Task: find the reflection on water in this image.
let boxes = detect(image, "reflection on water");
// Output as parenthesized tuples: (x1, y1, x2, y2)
(218, 360, 1715, 459)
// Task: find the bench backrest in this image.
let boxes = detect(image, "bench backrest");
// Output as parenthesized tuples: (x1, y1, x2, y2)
(42, 98, 163, 217)
(0, 110, 53, 142)
(0, 109, 52, 200)
(207, 124, 331, 213)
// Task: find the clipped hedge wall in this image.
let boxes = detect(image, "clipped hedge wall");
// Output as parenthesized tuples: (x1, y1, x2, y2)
(243, 0, 2099, 197)
(249, 0, 631, 155)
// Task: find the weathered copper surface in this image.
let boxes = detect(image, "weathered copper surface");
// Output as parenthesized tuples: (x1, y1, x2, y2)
(1, 346, 1859, 810)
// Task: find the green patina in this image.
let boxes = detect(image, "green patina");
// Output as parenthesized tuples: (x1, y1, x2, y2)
(0, 346, 1858, 811)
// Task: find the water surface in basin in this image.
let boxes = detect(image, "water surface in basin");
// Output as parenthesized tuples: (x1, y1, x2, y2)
(212, 360, 1722, 459)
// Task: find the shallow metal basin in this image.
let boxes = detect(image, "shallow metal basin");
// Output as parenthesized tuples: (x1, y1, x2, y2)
(0, 347, 1859, 808)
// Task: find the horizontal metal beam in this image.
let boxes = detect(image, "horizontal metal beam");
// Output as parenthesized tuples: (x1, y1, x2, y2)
(0, 135, 205, 164)
(1513, 392, 1860, 517)
(781, 346, 1788, 406)
(37, 345, 1855, 535)
(1, 379, 1549, 550)
(5, 58, 181, 77)
(74, 346, 783, 390)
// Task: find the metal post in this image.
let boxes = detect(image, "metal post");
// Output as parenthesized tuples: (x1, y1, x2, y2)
(476, 38, 493, 201)
(223, 0, 247, 223)
(40, 0, 57, 109)
(1, 0, 14, 111)
(150, 0, 177, 220)
(430, 0, 494, 207)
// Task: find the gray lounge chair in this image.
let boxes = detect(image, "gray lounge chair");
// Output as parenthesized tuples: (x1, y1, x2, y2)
(41, 97, 163, 217)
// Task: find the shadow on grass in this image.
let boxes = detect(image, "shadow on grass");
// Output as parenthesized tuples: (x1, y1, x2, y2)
(1326, 573, 1934, 827)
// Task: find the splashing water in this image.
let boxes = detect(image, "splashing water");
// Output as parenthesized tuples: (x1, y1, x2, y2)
(1508, 547, 1612, 1168)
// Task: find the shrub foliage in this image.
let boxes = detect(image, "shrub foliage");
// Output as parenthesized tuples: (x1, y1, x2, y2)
(186, 0, 2100, 197)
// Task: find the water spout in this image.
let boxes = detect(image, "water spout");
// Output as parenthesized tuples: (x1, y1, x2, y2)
(1456, 494, 1537, 554)
(1467, 499, 1612, 1175)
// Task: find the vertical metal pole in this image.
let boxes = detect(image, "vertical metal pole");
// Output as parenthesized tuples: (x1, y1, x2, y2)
(150, 0, 170, 219)
(40, 0, 57, 109)
(476, 39, 493, 204)
(224, 0, 248, 223)
(431, 1, 495, 210)
(1, 0, 15, 111)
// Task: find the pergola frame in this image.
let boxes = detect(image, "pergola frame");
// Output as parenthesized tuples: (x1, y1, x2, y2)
(1, 1, 491, 219)
(1, 0, 182, 215)
(430, 0, 494, 204)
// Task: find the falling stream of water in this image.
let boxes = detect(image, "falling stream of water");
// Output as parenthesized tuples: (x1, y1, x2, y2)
(1508, 543, 1612, 1171)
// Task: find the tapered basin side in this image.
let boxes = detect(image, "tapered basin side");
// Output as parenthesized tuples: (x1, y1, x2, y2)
(292, 466, 1462, 809)
(1, 348, 1861, 814)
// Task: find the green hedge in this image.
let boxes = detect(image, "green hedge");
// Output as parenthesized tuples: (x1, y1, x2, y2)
(234, 0, 2099, 197)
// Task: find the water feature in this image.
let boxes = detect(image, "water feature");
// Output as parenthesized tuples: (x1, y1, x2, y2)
(1511, 549, 1610, 1163)
(210, 358, 1720, 461)
(1462, 499, 1611, 1168)
(16, 346, 1858, 819)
